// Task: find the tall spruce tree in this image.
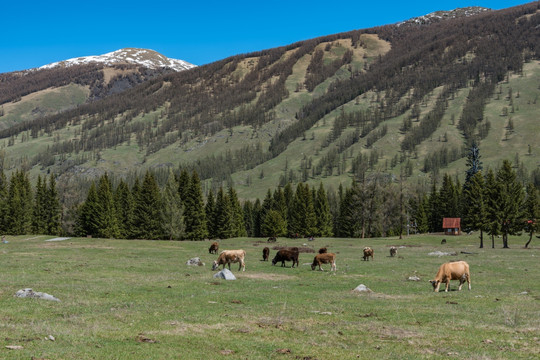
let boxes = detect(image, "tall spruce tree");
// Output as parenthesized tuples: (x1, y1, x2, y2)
(184, 171, 208, 240)
(261, 209, 287, 237)
(32, 175, 47, 234)
(77, 182, 100, 237)
(496, 160, 524, 248)
(465, 142, 483, 184)
(0, 171, 7, 233)
(228, 186, 246, 237)
(115, 179, 134, 239)
(523, 182, 539, 248)
(484, 169, 501, 248)
(314, 183, 333, 237)
(462, 171, 487, 247)
(205, 188, 217, 239)
(7, 170, 33, 234)
(45, 174, 61, 235)
(96, 173, 120, 239)
(428, 180, 441, 232)
(134, 171, 163, 239)
(162, 172, 184, 240)
(252, 198, 262, 238)
(214, 187, 233, 239)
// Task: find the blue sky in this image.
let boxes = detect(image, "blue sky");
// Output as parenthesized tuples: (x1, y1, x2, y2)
(0, 0, 530, 73)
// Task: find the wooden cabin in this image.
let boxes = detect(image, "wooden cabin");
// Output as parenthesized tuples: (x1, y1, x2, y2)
(442, 218, 461, 235)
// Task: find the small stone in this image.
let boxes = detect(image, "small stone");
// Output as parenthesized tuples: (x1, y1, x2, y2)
(213, 268, 236, 280)
(407, 276, 421, 281)
(352, 284, 372, 293)
(186, 257, 204, 266)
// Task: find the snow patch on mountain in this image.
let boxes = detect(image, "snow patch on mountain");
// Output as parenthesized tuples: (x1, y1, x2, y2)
(39, 48, 196, 72)
(397, 7, 491, 27)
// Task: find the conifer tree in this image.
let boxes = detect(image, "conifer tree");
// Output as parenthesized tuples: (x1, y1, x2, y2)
(438, 174, 459, 218)
(228, 186, 246, 237)
(0, 171, 7, 233)
(260, 189, 275, 234)
(273, 187, 288, 227)
(416, 194, 430, 234)
(134, 171, 163, 239)
(428, 180, 441, 232)
(252, 198, 262, 238)
(465, 142, 483, 184)
(130, 178, 142, 238)
(496, 160, 524, 248)
(7, 170, 33, 234)
(523, 182, 539, 248)
(96, 173, 120, 239)
(184, 171, 208, 240)
(32, 175, 47, 234)
(314, 183, 333, 237)
(205, 188, 217, 239)
(45, 174, 61, 235)
(261, 209, 287, 237)
(115, 179, 134, 239)
(484, 169, 501, 248)
(77, 182, 100, 237)
(243, 200, 255, 237)
(162, 171, 184, 240)
(462, 171, 487, 247)
(214, 187, 233, 239)
(177, 169, 190, 208)
(337, 184, 361, 237)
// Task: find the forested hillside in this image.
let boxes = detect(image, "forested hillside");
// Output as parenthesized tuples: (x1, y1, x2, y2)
(1, 2, 540, 208)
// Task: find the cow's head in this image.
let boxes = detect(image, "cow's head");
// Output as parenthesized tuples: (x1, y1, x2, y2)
(429, 280, 440, 292)
(211, 260, 219, 271)
(271, 257, 277, 266)
(311, 263, 316, 271)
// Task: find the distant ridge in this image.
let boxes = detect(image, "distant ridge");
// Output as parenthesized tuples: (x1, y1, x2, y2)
(38, 48, 196, 72)
(397, 7, 491, 26)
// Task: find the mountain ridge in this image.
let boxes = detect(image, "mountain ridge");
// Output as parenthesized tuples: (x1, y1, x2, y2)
(37, 48, 196, 72)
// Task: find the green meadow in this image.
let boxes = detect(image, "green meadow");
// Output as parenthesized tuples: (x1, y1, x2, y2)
(1, 234, 538, 359)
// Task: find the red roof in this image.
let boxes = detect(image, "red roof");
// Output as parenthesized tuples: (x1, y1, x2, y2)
(442, 218, 461, 228)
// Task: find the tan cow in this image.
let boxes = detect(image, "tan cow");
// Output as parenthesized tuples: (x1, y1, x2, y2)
(430, 260, 471, 292)
(311, 253, 336, 271)
(212, 250, 246, 272)
(363, 247, 374, 261)
(208, 241, 219, 254)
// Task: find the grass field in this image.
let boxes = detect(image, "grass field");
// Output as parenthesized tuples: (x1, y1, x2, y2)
(1, 234, 539, 359)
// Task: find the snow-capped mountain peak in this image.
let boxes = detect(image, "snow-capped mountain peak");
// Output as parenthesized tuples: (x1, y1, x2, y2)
(39, 48, 196, 72)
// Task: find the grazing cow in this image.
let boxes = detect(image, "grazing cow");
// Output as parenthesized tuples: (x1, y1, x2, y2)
(272, 248, 299, 268)
(363, 247, 374, 261)
(262, 247, 270, 261)
(208, 241, 219, 254)
(311, 253, 337, 271)
(430, 260, 471, 292)
(389, 246, 397, 257)
(441, 238, 447, 244)
(212, 250, 246, 272)
(267, 236, 277, 242)
(318, 247, 328, 254)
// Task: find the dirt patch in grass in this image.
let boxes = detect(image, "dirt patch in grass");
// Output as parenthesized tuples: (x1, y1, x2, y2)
(240, 273, 298, 281)
(153, 321, 227, 335)
(36, 243, 115, 250)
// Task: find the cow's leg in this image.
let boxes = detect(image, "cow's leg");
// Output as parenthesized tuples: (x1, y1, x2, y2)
(445, 281, 450, 292)
(467, 273, 471, 290)
(331, 261, 336, 271)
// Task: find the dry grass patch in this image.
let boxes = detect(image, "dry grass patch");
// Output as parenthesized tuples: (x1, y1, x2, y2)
(239, 273, 297, 281)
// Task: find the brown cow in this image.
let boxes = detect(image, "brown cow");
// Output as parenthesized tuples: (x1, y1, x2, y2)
(272, 248, 299, 268)
(389, 246, 397, 257)
(318, 247, 328, 254)
(363, 247, 374, 261)
(212, 250, 246, 272)
(208, 241, 219, 254)
(311, 253, 336, 271)
(262, 247, 270, 261)
(430, 261, 471, 292)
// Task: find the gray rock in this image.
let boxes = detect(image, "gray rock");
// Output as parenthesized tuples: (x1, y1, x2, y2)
(186, 257, 205, 266)
(408, 276, 421, 281)
(213, 268, 236, 280)
(352, 284, 372, 293)
(428, 251, 457, 257)
(15, 288, 60, 302)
